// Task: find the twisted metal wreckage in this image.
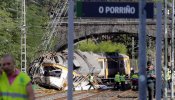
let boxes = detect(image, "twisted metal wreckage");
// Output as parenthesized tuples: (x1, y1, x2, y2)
(28, 50, 131, 90)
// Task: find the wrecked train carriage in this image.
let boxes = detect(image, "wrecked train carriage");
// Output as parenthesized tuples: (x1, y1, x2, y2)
(29, 50, 130, 89)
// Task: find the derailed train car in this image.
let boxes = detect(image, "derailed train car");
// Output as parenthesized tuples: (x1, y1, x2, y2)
(28, 50, 130, 90)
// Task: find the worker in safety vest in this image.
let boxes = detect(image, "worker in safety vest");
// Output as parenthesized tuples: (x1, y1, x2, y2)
(131, 73, 138, 79)
(0, 54, 34, 100)
(167, 67, 171, 90)
(162, 67, 172, 90)
(131, 73, 138, 90)
(114, 72, 120, 90)
(88, 73, 95, 90)
(120, 72, 126, 90)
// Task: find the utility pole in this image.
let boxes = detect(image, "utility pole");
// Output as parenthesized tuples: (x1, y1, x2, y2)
(164, 0, 168, 99)
(171, 0, 174, 99)
(21, 0, 27, 73)
(139, 0, 147, 100)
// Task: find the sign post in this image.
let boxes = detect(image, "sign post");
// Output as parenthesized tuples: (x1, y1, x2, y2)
(138, 0, 147, 99)
(156, 1, 162, 100)
(68, 0, 74, 100)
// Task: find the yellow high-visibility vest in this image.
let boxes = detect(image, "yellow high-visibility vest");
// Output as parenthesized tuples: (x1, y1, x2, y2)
(120, 75, 126, 82)
(132, 74, 138, 79)
(88, 75, 94, 82)
(167, 70, 171, 80)
(0, 71, 31, 100)
(114, 74, 120, 82)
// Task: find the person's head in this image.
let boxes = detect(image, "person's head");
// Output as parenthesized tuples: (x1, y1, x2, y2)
(147, 61, 154, 70)
(1, 54, 16, 74)
(131, 70, 134, 74)
(147, 61, 152, 67)
(168, 66, 171, 69)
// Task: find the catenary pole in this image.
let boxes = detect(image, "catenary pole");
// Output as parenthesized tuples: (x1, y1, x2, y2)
(164, 0, 168, 99)
(21, 0, 27, 73)
(132, 37, 135, 69)
(171, 0, 174, 99)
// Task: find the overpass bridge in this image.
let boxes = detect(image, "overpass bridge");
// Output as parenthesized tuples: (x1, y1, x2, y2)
(55, 18, 172, 51)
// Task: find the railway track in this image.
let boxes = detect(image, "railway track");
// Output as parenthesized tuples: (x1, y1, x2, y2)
(109, 90, 138, 100)
(81, 90, 120, 100)
(35, 88, 58, 98)
(72, 90, 111, 100)
(35, 90, 87, 100)
(35, 89, 138, 100)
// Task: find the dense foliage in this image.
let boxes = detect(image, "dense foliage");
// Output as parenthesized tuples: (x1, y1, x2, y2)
(76, 40, 127, 54)
(0, 0, 52, 67)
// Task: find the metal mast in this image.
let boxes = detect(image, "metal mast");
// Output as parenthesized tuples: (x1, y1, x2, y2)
(132, 37, 135, 69)
(21, 0, 27, 73)
(164, 0, 168, 98)
(171, 0, 175, 99)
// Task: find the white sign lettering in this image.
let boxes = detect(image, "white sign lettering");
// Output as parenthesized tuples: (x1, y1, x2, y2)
(99, 6, 104, 14)
(99, 5, 136, 14)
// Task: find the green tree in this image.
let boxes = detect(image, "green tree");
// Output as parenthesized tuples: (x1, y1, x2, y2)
(76, 40, 127, 54)
(0, 0, 50, 67)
